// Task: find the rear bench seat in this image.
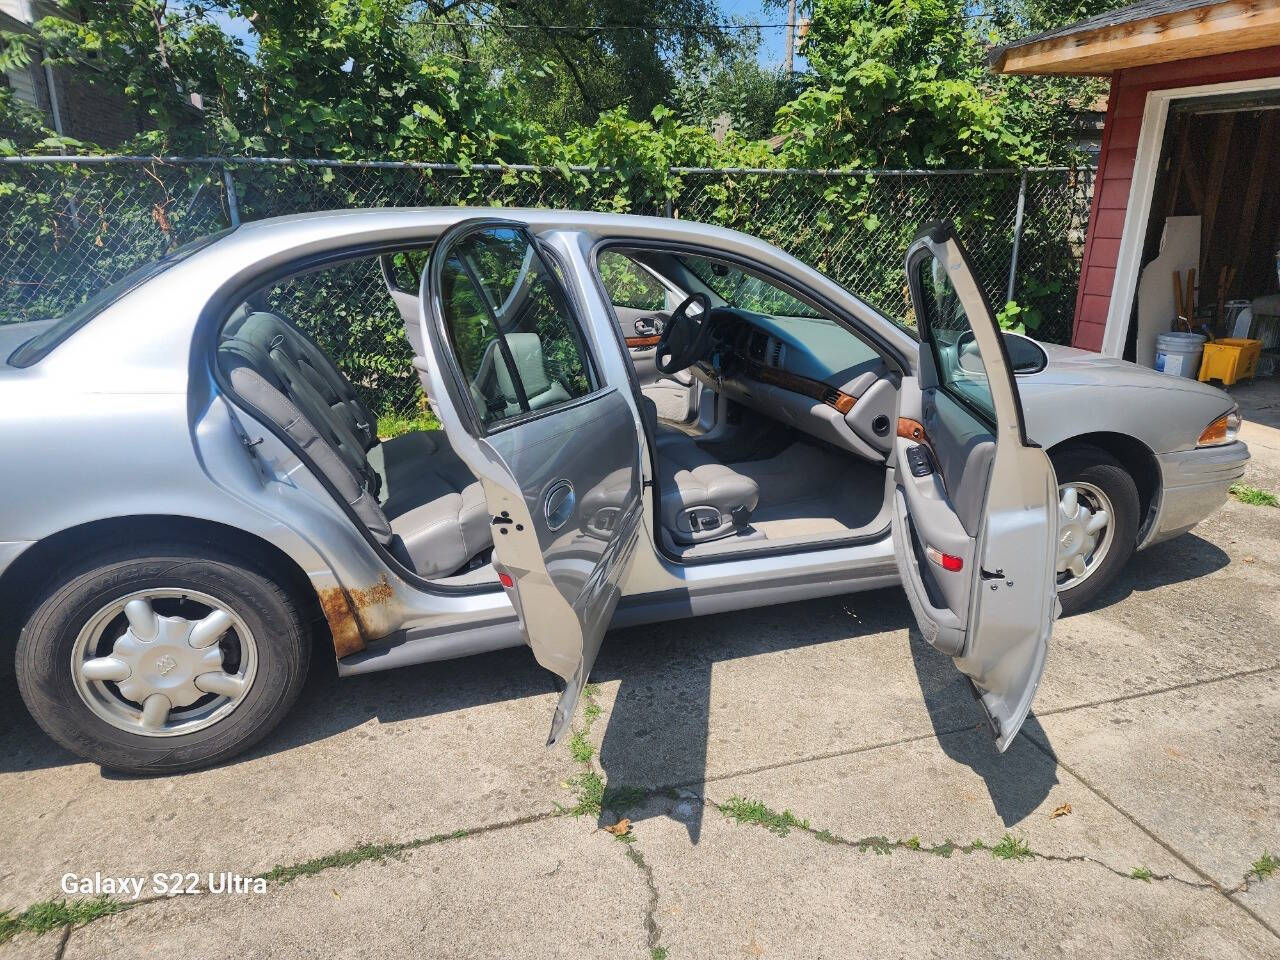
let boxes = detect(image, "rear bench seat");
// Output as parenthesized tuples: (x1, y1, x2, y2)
(217, 308, 492, 579)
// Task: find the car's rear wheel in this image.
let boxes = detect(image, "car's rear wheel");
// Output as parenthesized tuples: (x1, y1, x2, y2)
(16, 543, 309, 774)
(1051, 445, 1140, 615)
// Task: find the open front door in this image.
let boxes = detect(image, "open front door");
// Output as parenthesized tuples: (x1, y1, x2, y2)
(894, 223, 1059, 751)
(416, 219, 644, 747)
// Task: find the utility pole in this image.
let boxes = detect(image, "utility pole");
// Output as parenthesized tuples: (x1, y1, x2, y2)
(785, 0, 796, 74)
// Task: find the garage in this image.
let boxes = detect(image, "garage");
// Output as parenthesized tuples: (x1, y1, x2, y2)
(991, 0, 1280, 383)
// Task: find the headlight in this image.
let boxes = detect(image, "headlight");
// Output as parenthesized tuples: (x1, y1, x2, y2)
(1197, 405, 1241, 446)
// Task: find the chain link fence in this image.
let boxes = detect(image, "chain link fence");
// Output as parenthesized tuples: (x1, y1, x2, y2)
(0, 156, 1095, 394)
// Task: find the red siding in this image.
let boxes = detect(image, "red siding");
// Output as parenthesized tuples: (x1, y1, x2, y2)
(1070, 45, 1280, 351)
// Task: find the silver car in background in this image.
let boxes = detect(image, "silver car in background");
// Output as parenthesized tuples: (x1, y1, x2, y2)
(0, 210, 1247, 773)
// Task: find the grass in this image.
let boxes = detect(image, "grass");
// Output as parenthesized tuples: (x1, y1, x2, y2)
(258, 829, 471, 885)
(0, 897, 124, 944)
(565, 770, 606, 817)
(650, 949, 669, 960)
(568, 728, 594, 765)
(376, 407, 441, 439)
(1131, 866, 1153, 882)
(1251, 852, 1277, 882)
(718, 796, 810, 837)
(989, 834, 1034, 861)
(1229, 483, 1279, 507)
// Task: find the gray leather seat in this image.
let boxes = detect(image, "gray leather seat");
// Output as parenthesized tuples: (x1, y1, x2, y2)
(640, 398, 759, 544)
(476, 333, 571, 418)
(218, 309, 492, 579)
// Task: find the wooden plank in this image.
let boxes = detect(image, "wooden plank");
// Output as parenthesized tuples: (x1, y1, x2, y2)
(1233, 112, 1278, 271)
(994, 2, 1280, 76)
(1199, 112, 1236, 277)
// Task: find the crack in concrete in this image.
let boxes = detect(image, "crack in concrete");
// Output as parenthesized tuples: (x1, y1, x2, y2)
(1022, 730, 1280, 942)
(684, 662, 1280, 796)
(624, 845, 663, 955)
(21, 664, 1280, 951)
(705, 793, 1272, 898)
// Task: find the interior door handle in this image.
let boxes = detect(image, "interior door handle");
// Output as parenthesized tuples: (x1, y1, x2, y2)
(634, 317, 663, 337)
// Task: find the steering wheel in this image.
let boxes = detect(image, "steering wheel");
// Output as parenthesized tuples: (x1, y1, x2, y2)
(655, 292, 713, 374)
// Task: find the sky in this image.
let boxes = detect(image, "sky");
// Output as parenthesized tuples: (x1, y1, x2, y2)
(206, 2, 805, 70)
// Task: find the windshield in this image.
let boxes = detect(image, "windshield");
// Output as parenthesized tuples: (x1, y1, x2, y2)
(7, 229, 233, 368)
(678, 254, 831, 321)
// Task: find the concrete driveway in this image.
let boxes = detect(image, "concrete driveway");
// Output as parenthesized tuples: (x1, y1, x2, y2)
(2, 387, 1278, 959)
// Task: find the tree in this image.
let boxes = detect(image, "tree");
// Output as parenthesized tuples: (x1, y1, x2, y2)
(406, 0, 740, 129)
(774, 0, 1030, 169)
(668, 28, 798, 142)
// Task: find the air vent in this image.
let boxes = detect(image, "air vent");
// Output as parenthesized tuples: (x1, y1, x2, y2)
(768, 338, 785, 368)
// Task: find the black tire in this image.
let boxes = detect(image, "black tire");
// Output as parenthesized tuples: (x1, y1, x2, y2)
(1051, 445, 1141, 616)
(16, 542, 310, 774)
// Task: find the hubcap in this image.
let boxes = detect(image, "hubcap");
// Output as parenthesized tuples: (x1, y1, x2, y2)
(71, 589, 257, 738)
(1056, 481, 1114, 592)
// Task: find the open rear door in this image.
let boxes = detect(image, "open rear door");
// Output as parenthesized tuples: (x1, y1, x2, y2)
(893, 223, 1059, 751)
(416, 219, 644, 747)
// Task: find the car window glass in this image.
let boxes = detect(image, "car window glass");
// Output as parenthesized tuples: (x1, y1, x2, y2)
(439, 227, 594, 431)
(7, 229, 232, 367)
(679, 253, 827, 321)
(598, 251, 667, 310)
(914, 254, 996, 424)
(387, 248, 431, 292)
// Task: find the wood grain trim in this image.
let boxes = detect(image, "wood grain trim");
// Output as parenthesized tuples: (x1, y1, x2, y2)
(625, 335, 662, 348)
(897, 418, 928, 444)
(738, 355, 856, 415)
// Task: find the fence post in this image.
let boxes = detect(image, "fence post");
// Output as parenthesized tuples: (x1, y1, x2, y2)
(221, 164, 241, 227)
(1005, 169, 1029, 305)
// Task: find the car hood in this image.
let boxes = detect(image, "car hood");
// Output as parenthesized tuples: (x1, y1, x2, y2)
(0, 318, 58, 366)
(1034, 341, 1230, 401)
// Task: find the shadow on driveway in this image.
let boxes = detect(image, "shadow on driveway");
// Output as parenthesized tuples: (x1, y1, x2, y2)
(0, 530, 1230, 824)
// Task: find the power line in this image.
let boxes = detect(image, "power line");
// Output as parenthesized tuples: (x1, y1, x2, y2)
(410, 19, 793, 33)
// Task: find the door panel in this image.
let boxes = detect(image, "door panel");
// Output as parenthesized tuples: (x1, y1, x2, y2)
(597, 250, 696, 419)
(894, 223, 1058, 751)
(417, 219, 644, 747)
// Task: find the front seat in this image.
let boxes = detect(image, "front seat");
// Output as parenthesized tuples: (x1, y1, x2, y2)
(640, 398, 759, 544)
(485, 333, 572, 416)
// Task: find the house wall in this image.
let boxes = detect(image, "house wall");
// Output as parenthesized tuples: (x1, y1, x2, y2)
(1071, 45, 1280, 352)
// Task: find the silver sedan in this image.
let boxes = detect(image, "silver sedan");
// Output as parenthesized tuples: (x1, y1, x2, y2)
(0, 210, 1247, 772)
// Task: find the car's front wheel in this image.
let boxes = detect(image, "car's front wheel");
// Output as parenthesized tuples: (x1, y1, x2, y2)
(16, 542, 310, 774)
(1051, 445, 1141, 615)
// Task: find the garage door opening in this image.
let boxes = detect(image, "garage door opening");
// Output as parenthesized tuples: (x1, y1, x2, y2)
(1126, 88, 1280, 380)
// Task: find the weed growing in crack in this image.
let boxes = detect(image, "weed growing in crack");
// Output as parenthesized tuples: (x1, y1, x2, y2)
(857, 836, 895, 855)
(568, 728, 595, 765)
(1230, 483, 1279, 507)
(1131, 867, 1153, 882)
(0, 897, 124, 944)
(1251, 853, 1277, 882)
(719, 796, 810, 837)
(651, 949, 669, 960)
(565, 771, 606, 817)
(989, 835, 1034, 861)
(582, 683, 603, 724)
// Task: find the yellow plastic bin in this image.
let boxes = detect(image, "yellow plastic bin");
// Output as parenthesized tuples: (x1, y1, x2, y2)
(1198, 338, 1263, 386)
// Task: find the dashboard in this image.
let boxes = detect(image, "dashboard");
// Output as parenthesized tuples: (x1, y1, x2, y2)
(688, 308, 899, 463)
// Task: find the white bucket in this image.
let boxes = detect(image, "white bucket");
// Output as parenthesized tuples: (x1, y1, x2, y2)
(1154, 332, 1206, 378)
